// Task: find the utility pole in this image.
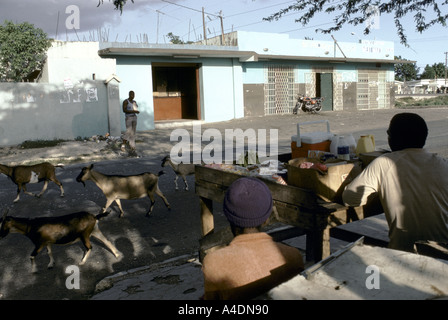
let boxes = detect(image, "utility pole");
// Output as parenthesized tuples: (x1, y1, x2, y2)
(156, 10, 161, 44)
(445, 52, 448, 93)
(202, 7, 207, 44)
(219, 10, 224, 45)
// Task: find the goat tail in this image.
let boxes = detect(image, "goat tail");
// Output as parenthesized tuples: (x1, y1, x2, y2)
(157, 170, 166, 177)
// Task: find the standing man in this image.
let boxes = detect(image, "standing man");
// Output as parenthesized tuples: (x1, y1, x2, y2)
(122, 90, 139, 156)
(343, 112, 448, 252)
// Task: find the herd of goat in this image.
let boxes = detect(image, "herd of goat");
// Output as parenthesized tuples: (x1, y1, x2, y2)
(0, 155, 195, 272)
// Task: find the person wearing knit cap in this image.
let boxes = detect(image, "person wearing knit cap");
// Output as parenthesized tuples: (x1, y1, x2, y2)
(202, 177, 304, 300)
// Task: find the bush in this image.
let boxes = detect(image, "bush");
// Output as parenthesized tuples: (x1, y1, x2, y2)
(395, 96, 448, 108)
(19, 139, 67, 149)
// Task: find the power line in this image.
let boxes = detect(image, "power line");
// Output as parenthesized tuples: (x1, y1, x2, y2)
(161, 0, 219, 17)
(225, 1, 297, 18)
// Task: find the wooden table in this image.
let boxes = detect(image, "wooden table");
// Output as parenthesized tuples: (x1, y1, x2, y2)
(195, 164, 380, 262)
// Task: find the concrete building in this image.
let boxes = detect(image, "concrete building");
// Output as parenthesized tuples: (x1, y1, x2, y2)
(99, 31, 399, 131)
(0, 32, 403, 145)
(397, 78, 448, 94)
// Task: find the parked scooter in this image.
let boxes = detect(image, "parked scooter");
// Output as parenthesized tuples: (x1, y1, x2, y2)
(293, 94, 324, 114)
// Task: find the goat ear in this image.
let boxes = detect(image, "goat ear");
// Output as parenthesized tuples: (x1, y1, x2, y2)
(88, 164, 94, 170)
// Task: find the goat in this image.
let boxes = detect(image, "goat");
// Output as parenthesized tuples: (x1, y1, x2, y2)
(161, 155, 195, 191)
(0, 209, 120, 273)
(76, 164, 171, 218)
(0, 162, 64, 203)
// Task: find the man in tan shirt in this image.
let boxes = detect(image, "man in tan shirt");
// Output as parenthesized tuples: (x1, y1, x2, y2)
(343, 113, 448, 252)
(202, 177, 304, 300)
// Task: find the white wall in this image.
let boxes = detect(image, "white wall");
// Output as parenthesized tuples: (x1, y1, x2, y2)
(40, 41, 116, 84)
(0, 81, 112, 146)
(200, 58, 244, 122)
(236, 31, 394, 61)
(116, 57, 155, 131)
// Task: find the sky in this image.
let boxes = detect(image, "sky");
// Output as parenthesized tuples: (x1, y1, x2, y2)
(1, 0, 448, 72)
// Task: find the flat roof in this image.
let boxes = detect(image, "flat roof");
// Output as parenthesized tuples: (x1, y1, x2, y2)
(98, 45, 414, 64)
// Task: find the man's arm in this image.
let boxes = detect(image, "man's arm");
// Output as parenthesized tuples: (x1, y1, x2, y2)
(342, 162, 381, 207)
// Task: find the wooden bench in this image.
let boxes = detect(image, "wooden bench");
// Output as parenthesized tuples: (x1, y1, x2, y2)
(330, 213, 389, 247)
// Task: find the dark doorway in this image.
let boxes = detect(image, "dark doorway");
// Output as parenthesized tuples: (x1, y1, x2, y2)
(152, 63, 200, 120)
(316, 73, 333, 111)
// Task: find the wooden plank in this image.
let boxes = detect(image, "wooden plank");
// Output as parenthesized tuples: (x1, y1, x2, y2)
(200, 196, 214, 236)
(196, 165, 320, 209)
(271, 201, 315, 229)
(330, 213, 389, 247)
(195, 181, 226, 202)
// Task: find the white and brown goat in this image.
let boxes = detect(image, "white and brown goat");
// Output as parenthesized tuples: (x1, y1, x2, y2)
(0, 162, 64, 202)
(0, 210, 120, 273)
(161, 155, 196, 191)
(76, 164, 171, 218)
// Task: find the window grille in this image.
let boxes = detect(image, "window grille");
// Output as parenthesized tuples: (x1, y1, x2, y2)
(264, 65, 295, 115)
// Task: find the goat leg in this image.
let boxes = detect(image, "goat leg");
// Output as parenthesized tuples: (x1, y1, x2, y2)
(146, 193, 156, 218)
(91, 223, 120, 258)
(30, 245, 44, 273)
(36, 180, 49, 198)
(30, 256, 38, 273)
(79, 237, 92, 265)
(146, 200, 155, 218)
(182, 177, 189, 191)
(155, 186, 171, 210)
(58, 184, 65, 198)
(115, 199, 125, 218)
(47, 245, 55, 269)
(23, 185, 37, 198)
(101, 198, 115, 216)
(13, 186, 21, 203)
(50, 178, 64, 197)
(79, 248, 91, 265)
(174, 176, 179, 190)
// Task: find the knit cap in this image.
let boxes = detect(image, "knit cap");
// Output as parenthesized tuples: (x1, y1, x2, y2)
(223, 177, 273, 228)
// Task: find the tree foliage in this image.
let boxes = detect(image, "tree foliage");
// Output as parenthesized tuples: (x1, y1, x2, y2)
(420, 62, 447, 79)
(394, 56, 419, 81)
(0, 21, 52, 82)
(97, 0, 134, 13)
(263, 0, 448, 47)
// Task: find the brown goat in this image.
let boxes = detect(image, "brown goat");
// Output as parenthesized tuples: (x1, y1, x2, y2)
(0, 162, 64, 203)
(76, 164, 171, 218)
(0, 210, 120, 273)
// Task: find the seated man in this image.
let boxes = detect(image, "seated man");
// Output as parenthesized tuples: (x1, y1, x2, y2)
(343, 112, 448, 252)
(202, 177, 304, 300)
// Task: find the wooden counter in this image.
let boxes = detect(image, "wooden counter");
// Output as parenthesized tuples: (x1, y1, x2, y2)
(195, 164, 380, 262)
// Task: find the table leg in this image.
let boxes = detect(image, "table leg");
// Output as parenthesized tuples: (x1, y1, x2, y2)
(306, 227, 330, 262)
(200, 196, 214, 236)
(322, 227, 331, 259)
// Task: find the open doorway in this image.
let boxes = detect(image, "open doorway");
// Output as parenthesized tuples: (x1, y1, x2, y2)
(152, 63, 201, 121)
(316, 73, 333, 111)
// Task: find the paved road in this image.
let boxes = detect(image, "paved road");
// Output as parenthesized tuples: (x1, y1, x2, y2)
(0, 107, 446, 299)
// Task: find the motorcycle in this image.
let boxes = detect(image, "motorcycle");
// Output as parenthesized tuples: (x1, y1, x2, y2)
(293, 94, 324, 114)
